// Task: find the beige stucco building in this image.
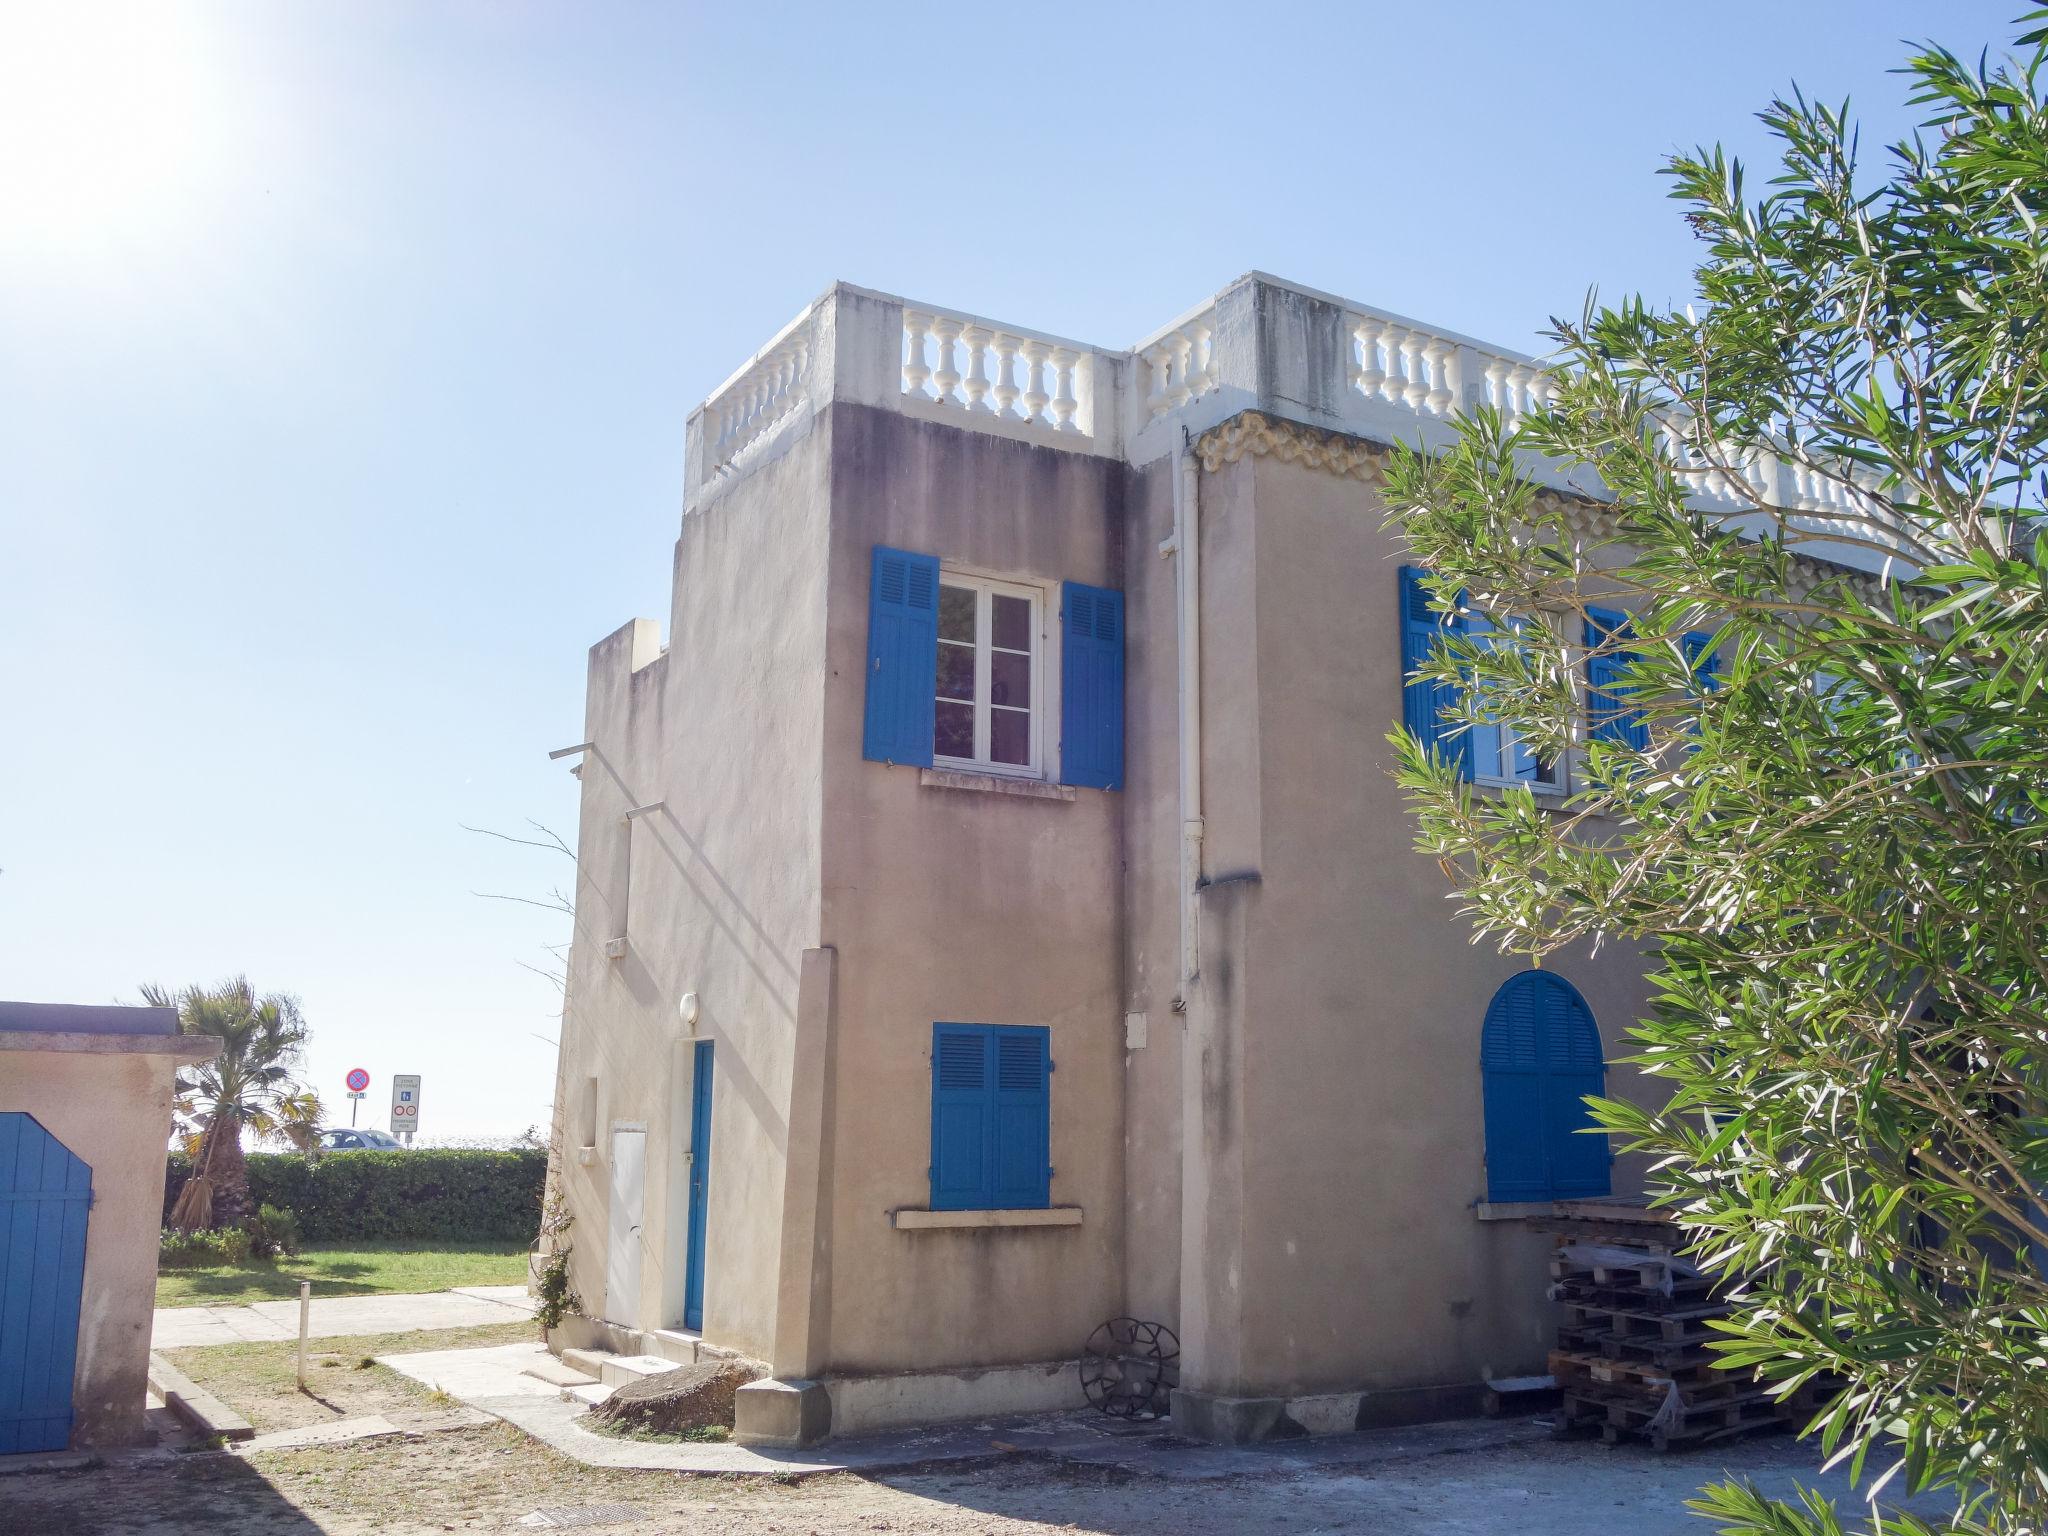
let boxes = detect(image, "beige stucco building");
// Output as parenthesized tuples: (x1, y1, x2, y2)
(0, 1001, 216, 1451)
(546, 273, 1880, 1446)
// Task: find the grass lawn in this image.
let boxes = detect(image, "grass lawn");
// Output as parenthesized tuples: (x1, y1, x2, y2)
(155, 1242, 529, 1308)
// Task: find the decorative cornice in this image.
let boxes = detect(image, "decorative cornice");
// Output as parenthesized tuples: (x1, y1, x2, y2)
(1192, 409, 1882, 600)
(1195, 411, 1388, 483)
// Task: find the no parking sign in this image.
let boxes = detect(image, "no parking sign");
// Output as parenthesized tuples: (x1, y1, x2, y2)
(345, 1068, 369, 1093)
(390, 1074, 422, 1136)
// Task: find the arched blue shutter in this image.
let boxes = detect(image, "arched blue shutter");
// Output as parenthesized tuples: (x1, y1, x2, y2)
(1540, 981, 1611, 1197)
(1061, 582, 1124, 790)
(930, 1027, 991, 1210)
(862, 546, 940, 766)
(1585, 607, 1650, 750)
(990, 1028, 1051, 1209)
(1481, 973, 1610, 1202)
(1398, 566, 1471, 780)
(1480, 979, 1548, 1201)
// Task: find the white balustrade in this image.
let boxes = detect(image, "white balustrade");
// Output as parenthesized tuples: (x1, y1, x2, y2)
(694, 283, 1902, 567)
(706, 319, 814, 475)
(902, 307, 1093, 438)
(1140, 309, 1219, 421)
(1351, 308, 1577, 436)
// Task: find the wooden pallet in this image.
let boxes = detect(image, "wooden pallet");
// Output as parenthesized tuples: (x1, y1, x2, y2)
(1556, 1385, 1788, 1452)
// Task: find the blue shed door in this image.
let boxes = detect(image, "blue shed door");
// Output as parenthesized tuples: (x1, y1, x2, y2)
(0, 1113, 93, 1454)
(682, 1041, 713, 1334)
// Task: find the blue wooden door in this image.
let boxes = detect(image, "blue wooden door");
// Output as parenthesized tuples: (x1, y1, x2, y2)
(682, 1041, 713, 1333)
(0, 1114, 93, 1454)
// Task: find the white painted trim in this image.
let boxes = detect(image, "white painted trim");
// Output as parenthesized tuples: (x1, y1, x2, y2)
(933, 569, 1048, 779)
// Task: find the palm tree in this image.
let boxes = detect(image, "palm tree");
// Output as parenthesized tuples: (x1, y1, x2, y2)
(144, 978, 324, 1231)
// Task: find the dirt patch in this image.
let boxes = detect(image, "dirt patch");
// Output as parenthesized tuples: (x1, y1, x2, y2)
(0, 1412, 1933, 1536)
(159, 1321, 534, 1433)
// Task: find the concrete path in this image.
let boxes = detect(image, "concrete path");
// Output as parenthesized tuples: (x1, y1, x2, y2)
(153, 1284, 535, 1349)
(378, 1339, 1232, 1475)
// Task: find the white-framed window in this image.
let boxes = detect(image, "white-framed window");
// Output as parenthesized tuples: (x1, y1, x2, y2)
(1471, 611, 1570, 794)
(935, 573, 1043, 776)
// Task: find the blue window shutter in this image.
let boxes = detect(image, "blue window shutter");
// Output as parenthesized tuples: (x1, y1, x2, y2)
(862, 546, 940, 766)
(1398, 566, 1471, 780)
(1061, 582, 1124, 790)
(990, 1027, 1052, 1209)
(1481, 979, 1549, 1201)
(1584, 607, 1649, 751)
(929, 1027, 992, 1210)
(1682, 629, 1722, 691)
(1481, 973, 1610, 1202)
(1538, 977, 1611, 1198)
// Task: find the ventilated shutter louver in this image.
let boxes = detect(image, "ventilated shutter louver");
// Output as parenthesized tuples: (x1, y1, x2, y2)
(929, 1027, 992, 1210)
(990, 1029, 1052, 1208)
(1398, 565, 1471, 780)
(862, 546, 941, 766)
(1060, 582, 1124, 790)
(1584, 607, 1651, 751)
(1480, 979, 1549, 1201)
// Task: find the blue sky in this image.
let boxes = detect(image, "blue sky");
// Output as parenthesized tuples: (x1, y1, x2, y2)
(0, 1, 2020, 1134)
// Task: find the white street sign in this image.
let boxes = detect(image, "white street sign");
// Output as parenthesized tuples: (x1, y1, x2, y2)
(390, 1073, 422, 1136)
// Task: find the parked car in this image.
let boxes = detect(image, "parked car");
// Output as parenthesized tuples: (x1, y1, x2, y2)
(318, 1127, 402, 1151)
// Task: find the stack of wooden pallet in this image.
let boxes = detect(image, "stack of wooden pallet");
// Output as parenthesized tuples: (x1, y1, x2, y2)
(1540, 1200, 1794, 1452)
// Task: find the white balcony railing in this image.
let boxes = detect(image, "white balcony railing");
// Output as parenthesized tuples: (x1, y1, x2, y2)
(704, 309, 816, 477)
(1138, 305, 1219, 422)
(900, 305, 1100, 444)
(680, 276, 1908, 572)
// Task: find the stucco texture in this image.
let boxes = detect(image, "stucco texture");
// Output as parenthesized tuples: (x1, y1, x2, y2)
(2, 1046, 185, 1446)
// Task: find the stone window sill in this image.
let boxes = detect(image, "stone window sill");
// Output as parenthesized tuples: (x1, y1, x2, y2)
(919, 767, 1075, 802)
(891, 1206, 1084, 1230)
(1473, 1200, 1558, 1222)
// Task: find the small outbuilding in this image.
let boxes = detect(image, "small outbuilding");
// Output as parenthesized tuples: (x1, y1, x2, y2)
(0, 1001, 218, 1452)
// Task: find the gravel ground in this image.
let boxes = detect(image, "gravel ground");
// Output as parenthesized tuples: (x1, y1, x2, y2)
(0, 1416, 1940, 1536)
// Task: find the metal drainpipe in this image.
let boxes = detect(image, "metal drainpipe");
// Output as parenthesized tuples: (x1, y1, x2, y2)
(1164, 430, 1204, 994)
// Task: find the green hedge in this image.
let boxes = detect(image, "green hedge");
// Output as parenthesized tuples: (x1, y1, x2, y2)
(163, 1148, 545, 1244)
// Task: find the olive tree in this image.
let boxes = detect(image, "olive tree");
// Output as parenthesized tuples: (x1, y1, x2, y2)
(1381, 21, 2048, 1534)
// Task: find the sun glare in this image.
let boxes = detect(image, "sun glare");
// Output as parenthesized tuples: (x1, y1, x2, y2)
(0, 2, 220, 263)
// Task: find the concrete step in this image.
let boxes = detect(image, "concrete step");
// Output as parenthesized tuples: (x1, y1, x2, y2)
(598, 1353, 681, 1387)
(520, 1357, 599, 1389)
(558, 1348, 614, 1378)
(561, 1381, 613, 1407)
(641, 1329, 701, 1366)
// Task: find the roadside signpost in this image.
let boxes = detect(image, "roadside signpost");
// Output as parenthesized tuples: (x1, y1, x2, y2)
(344, 1067, 370, 1127)
(390, 1074, 421, 1143)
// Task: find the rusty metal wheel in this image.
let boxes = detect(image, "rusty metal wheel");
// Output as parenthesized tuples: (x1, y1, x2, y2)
(1080, 1316, 1180, 1420)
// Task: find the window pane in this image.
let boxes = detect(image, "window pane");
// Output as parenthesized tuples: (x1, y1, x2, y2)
(935, 700, 974, 759)
(936, 641, 976, 702)
(990, 706, 1029, 765)
(939, 584, 976, 645)
(990, 593, 1031, 652)
(989, 649, 1029, 709)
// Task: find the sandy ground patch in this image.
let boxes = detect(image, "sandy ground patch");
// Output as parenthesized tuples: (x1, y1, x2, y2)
(160, 1321, 537, 1433)
(0, 1416, 1941, 1536)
